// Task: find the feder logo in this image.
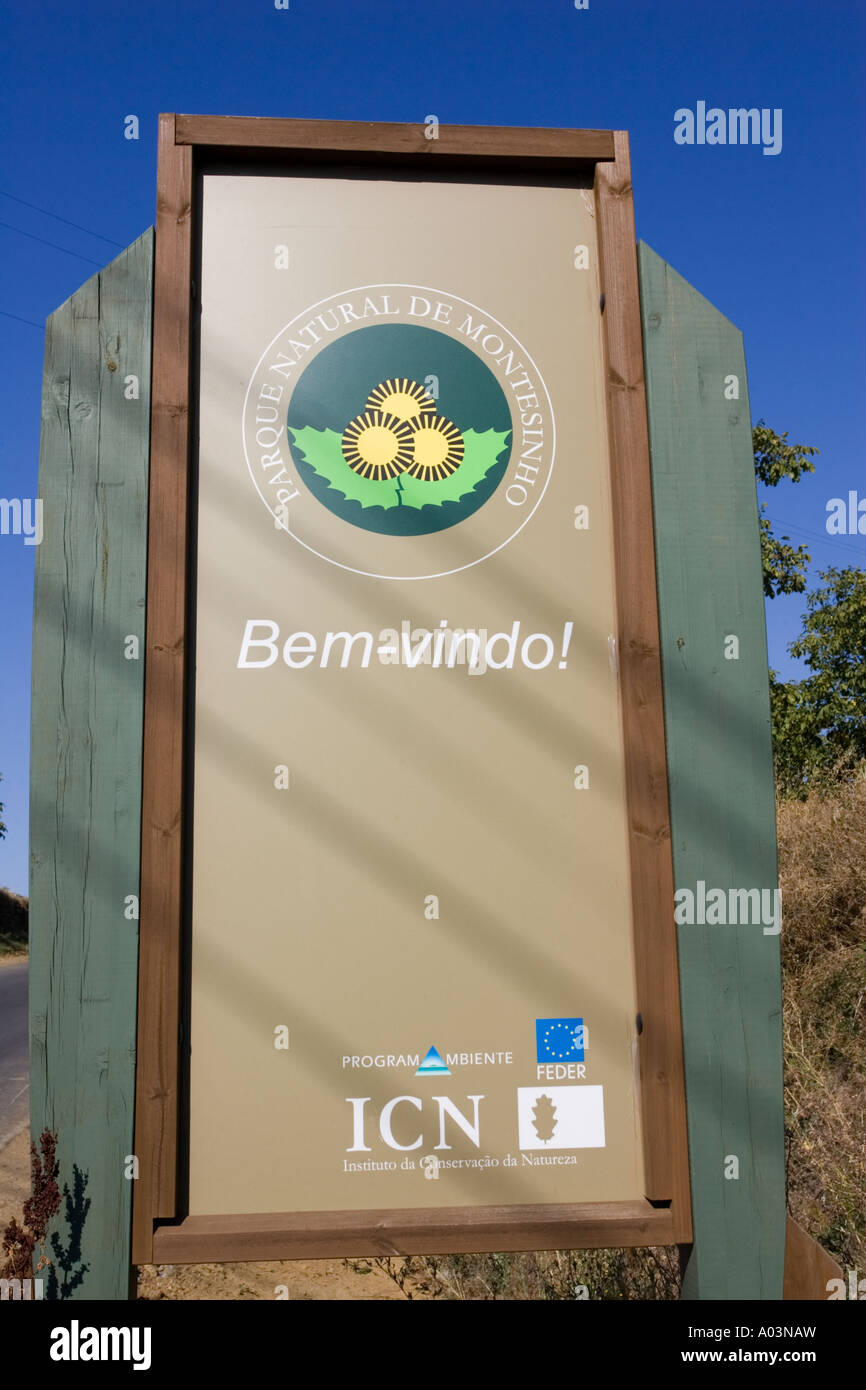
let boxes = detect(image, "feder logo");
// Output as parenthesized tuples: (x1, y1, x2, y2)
(242, 284, 556, 581)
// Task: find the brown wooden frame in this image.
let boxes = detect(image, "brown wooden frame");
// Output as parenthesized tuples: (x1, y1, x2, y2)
(133, 114, 691, 1265)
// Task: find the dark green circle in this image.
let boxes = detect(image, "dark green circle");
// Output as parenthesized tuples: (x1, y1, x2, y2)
(286, 323, 513, 536)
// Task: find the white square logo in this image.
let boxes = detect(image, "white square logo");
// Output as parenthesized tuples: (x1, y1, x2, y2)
(517, 1085, 606, 1150)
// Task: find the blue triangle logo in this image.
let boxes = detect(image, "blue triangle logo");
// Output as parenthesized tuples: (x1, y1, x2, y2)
(415, 1045, 450, 1076)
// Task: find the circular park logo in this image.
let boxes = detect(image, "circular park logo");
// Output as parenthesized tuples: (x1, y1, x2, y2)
(242, 285, 555, 580)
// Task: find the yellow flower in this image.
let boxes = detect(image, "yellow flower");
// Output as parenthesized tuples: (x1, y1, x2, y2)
(365, 378, 437, 423)
(404, 415, 465, 482)
(341, 411, 413, 481)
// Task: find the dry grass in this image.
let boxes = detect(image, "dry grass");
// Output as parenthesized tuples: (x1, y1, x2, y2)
(349, 1245, 682, 1301)
(778, 776, 866, 1268)
(777, 774, 866, 970)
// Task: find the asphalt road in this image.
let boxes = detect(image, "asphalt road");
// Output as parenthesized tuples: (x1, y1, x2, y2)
(0, 959, 28, 1148)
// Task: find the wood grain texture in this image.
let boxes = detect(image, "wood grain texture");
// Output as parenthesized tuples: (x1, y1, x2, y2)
(29, 230, 153, 1299)
(594, 134, 691, 1233)
(783, 1218, 842, 1300)
(175, 114, 615, 168)
(638, 241, 786, 1298)
(132, 114, 192, 1264)
(152, 1200, 675, 1264)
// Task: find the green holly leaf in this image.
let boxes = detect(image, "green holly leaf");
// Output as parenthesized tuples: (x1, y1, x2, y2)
(289, 427, 398, 508)
(397, 430, 511, 508)
(289, 426, 511, 511)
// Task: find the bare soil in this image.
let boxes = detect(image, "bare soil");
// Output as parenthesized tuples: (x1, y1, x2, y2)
(0, 1126, 29, 1236)
(136, 1257, 413, 1301)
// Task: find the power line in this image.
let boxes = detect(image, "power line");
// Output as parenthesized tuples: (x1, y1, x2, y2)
(766, 513, 866, 559)
(0, 220, 103, 267)
(0, 190, 123, 248)
(0, 308, 43, 329)
(766, 513, 853, 546)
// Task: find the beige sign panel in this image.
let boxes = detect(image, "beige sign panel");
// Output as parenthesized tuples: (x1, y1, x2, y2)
(188, 170, 644, 1214)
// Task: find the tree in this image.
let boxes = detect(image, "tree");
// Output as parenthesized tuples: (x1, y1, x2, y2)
(770, 568, 866, 796)
(0, 774, 6, 841)
(753, 422, 820, 597)
(750, 425, 865, 793)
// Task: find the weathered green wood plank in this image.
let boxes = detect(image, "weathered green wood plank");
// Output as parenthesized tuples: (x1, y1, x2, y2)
(637, 242, 785, 1299)
(29, 230, 153, 1299)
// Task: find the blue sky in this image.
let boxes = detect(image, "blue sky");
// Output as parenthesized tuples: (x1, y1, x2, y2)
(0, 0, 864, 896)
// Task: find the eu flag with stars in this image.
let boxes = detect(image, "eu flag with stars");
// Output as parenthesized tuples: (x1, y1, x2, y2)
(536, 1018, 586, 1063)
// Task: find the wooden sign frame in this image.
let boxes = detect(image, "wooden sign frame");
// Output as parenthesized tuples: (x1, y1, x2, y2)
(131, 114, 691, 1265)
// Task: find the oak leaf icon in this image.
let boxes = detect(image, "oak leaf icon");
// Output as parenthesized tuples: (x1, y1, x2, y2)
(532, 1094, 558, 1143)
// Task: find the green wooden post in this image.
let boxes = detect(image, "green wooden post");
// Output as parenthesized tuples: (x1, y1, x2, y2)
(29, 230, 153, 1299)
(637, 242, 786, 1299)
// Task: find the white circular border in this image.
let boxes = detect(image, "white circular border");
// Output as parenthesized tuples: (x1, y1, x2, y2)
(242, 282, 557, 581)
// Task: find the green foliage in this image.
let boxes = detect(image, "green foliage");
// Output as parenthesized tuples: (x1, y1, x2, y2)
(754, 425, 865, 795)
(0, 887, 28, 956)
(753, 422, 819, 489)
(290, 427, 395, 508)
(753, 422, 819, 598)
(290, 426, 509, 510)
(399, 431, 508, 507)
(771, 568, 866, 797)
